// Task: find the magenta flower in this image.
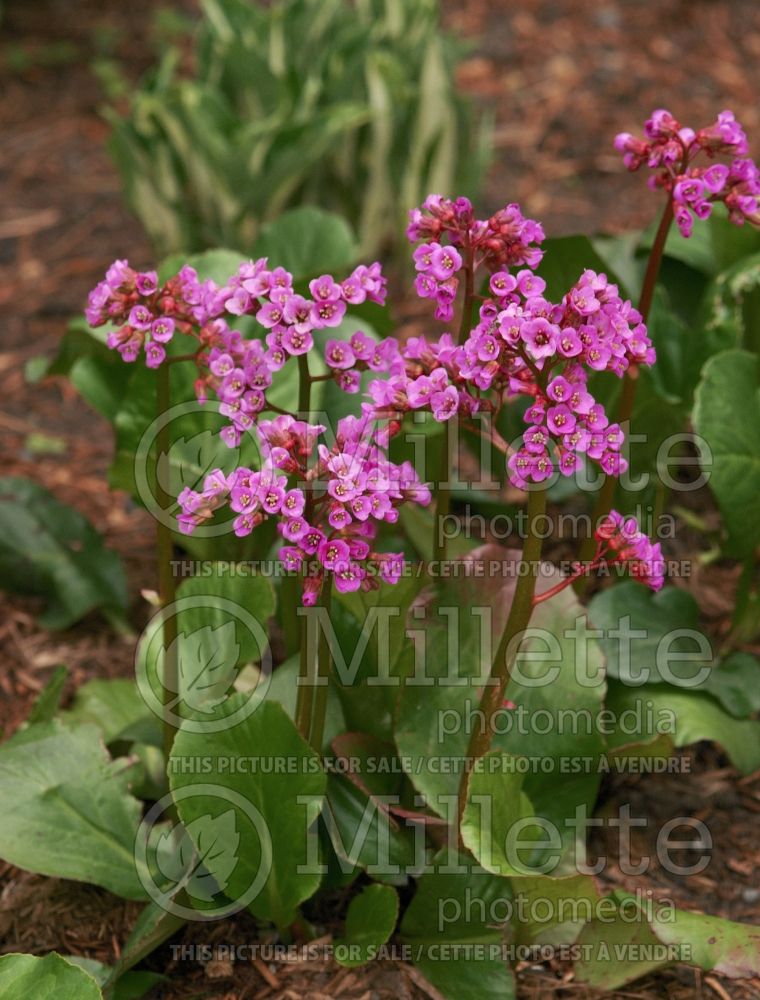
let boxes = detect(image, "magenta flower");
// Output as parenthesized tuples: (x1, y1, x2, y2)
(177, 411, 430, 605)
(595, 511, 665, 591)
(407, 196, 545, 321)
(616, 108, 760, 236)
(86, 260, 205, 367)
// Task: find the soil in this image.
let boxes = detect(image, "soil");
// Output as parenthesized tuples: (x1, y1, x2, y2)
(1, 1, 760, 997)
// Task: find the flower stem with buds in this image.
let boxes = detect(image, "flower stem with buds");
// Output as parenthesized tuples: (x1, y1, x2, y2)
(295, 352, 316, 741)
(575, 197, 674, 593)
(456, 486, 547, 831)
(432, 248, 475, 565)
(156, 362, 179, 761)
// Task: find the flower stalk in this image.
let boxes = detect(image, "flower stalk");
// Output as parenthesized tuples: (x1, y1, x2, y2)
(575, 197, 674, 591)
(431, 247, 475, 565)
(294, 352, 314, 741)
(456, 486, 547, 830)
(309, 583, 333, 753)
(155, 361, 179, 761)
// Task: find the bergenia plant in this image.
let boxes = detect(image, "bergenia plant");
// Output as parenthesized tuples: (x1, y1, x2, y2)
(32, 106, 757, 992)
(86, 188, 671, 774)
(85, 109, 759, 787)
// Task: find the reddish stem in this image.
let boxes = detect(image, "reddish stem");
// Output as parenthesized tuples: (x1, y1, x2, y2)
(532, 557, 604, 605)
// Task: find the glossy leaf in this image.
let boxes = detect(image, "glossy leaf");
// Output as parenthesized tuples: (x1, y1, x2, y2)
(606, 680, 760, 775)
(169, 697, 327, 928)
(63, 678, 161, 746)
(693, 348, 760, 557)
(335, 883, 399, 968)
(0, 953, 103, 1000)
(399, 849, 515, 1000)
(395, 548, 606, 869)
(252, 207, 357, 280)
(0, 722, 148, 899)
(0, 477, 128, 630)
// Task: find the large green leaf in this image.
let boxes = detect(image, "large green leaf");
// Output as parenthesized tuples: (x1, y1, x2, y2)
(0, 477, 128, 630)
(461, 753, 547, 877)
(158, 247, 248, 285)
(252, 206, 357, 279)
(65, 958, 163, 1000)
(696, 252, 760, 359)
(49, 318, 130, 422)
(0, 722, 148, 899)
(63, 678, 161, 746)
(322, 773, 422, 884)
(0, 953, 103, 1000)
(590, 583, 760, 717)
(335, 883, 399, 967)
(536, 236, 618, 300)
(327, 574, 422, 740)
(169, 697, 326, 928)
(574, 898, 669, 989)
(399, 849, 515, 1000)
(589, 583, 712, 686)
(701, 652, 760, 718)
(576, 891, 760, 989)
(693, 349, 760, 557)
(137, 563, 275, 726)
(644, 203, 760, 277)
(509, 874, 602, 947)
(650, 908, 760, 978)
(263, 653, 345, 754)
(606, 679, 760, 774)
(395, 548, 606, 869)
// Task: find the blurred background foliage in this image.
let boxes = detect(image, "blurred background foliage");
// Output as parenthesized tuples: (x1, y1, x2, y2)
(105, 0, 490, 261)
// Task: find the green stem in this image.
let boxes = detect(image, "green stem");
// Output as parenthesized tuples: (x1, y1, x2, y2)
(575, 198, 674, 594)
(281, 574, 300, 657)
(638, 198, 675, 324)
(294, 351, 314, 738)
(103, 907, 187, 999)
(309, 583, 332, 753)
(295, 614, 315, 741)
(432, 422, 452, 566)
(298, 353, 311, 414)
(731, 556, 755, 633)
(456, 487, 547, 832)
(156, 362, 179, 762)
(431, 248, 475, 566)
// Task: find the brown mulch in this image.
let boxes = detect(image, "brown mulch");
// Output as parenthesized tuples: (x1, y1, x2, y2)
(2, 1, 760, 997)
(449, 0, 760, 233)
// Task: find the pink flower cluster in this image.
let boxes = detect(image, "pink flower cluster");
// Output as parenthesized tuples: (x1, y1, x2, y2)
(595, 510, 665, 592)
(177, 413, 431, 603)
(181, 259, 385, 443)
(408, 195, 545, 320)
(86, 260, 205, 367)
(326, 266, 654, 488)
(361, 333, 482, 423)
(194, 324, 275, 448)
(219, 259, 386, 351)
(615, 109, 760, 236)
(468, 268, 654, 487)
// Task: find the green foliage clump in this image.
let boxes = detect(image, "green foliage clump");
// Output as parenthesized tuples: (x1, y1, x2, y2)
(107, 0, 489, 259)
